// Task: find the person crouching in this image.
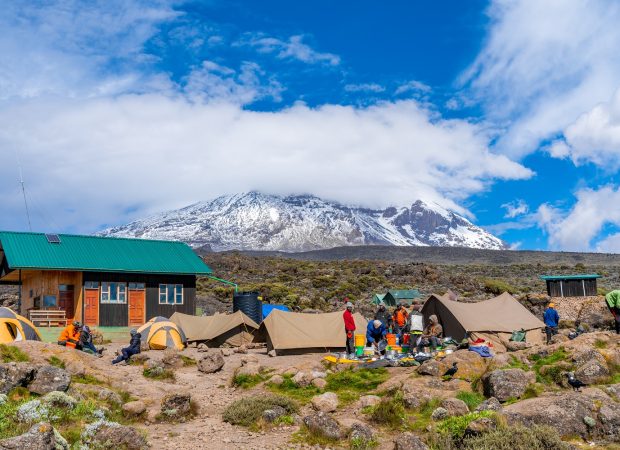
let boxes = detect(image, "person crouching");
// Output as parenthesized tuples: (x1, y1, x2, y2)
(112, 329, 141, 365)
(58, 321, 82, 349)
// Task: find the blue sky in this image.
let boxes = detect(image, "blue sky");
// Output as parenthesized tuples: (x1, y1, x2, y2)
(1, 0, 620, 252)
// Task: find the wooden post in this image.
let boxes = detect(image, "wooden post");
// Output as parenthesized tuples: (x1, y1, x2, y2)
(582, 279, 586, 297)
(560, 280, 564, 297)
(17, 269, 22, 313)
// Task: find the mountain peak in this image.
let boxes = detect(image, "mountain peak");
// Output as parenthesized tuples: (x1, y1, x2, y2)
(99, 192, 507, 252)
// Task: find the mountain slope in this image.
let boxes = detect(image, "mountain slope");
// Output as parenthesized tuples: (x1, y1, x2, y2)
(99, 192, 507, 251)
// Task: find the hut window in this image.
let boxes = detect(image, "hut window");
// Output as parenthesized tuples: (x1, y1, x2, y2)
(159, 284, 183, 305)
(100, 282, 127, 304)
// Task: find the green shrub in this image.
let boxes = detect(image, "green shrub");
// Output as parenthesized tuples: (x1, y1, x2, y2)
(72, 373, 105, 385)
(369, 394, 405, 428)
(47, 356, 65, 369)
(483, 279, 517, 295)
(437, 411, 495, 440)
(232, 373, 268, 389)
(455, 391, 485, 411)
(522, 383, 544, 399)
(222, 394, 298, 427)
(0, 344, 29, 362)
(461, 424, 571, 449)
(143, 367, 175, 381)
(268, 375, 321, 403)
(180, 355, 196, 366)
(350, 436, 379, 449)
(594, 339, 608, 349)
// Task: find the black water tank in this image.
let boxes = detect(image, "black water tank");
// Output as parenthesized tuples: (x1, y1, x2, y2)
(233, 291, 262, 324)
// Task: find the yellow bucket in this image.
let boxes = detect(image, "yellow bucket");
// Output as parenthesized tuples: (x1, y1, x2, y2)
(354, 334, 366, 347)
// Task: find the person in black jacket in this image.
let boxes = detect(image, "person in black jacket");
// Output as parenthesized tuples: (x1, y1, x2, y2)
(112, 329, 141, 365)
(79, 325, 103, 357)
(374, 302, 392, 330)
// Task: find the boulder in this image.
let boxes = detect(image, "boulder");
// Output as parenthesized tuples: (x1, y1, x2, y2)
(440, 398, 469, 417)
(475, 397, 502, 412)
(81, 420, 148, 450)
(269, 375, 284, 385)
(122, 401, 147, 417)
(401, 386, 432, 410)
(267, 350, 277, 357)
(235, 363, 261, 377)
(160, 393, 191, 419)
(417, 360, 441, 377)
(311, 370, 327, 379)
(262, 405, 287, 423)
(505, 341, 529, 352)
(145, 359, 165, 371)
(604, 383, 620, 399)
(0, 363, 37, 394)
(574, 359, 610, 385)
(431, 407, 448, 421)
(349, 422, 374, 443)
(74, 385, 122, 406)
(303, 412, 342, 440)
(312, 378, 327, 389)
(502, 388, 620, 440)
(482, 369, 536, 402)
(197, 352, 225, 374)
(130, 353, 150, 365)
(359, 395, 381, 408)
(234, 344, 248, 354)
(440, 350, 489, 380)
(551, 334, 569, 344)
(221, 348, 234, 357)
(0, 422, 67, 450)
(240, 355, 259, 365)
(161, 350, 183, 369)
(311, 392, 339, 412)
(393, 432, 429, 450)
(465, 417, 496, 436)
(292, 371, 311, 387)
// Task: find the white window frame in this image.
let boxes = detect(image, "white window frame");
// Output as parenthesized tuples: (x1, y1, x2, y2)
(100, 282, 127, 304)
(158, 284, 184, 305)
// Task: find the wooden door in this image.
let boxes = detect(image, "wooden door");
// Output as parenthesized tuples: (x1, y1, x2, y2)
(128, 289, 145, 326)
(58, 285, 74, 320)
(84, 289, 99, 326)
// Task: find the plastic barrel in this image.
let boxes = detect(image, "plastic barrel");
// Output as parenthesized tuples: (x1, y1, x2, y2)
(354, 334, 366, 347)
(355, 346, 364, 356)
(233, 291, 263, 324)
(386, 333, 396, 346)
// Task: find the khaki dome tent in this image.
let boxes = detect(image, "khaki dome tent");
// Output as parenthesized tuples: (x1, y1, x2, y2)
(256, 309, 368, 354)
(169, 311, 258, 347)
(137, 316, 187, 350)
(421, 292, 545, 351)
(0, 307, 42, 344)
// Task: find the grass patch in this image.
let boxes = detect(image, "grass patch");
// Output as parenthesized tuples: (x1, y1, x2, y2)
(522, 383, 544, 399)
(350, 436, 379, 449)
(456, 391, 485, 411)
(369, 393, 405, 428)
(273, 415, 295, 426)
(0, 344, 29, 362)
(594, 339, 608, 349)
(507, 355, 530, 371)
(326, 368, 389, 405)
(72, 373, 105, 385)
(528, 348, 572, 385)
(291, 427, 339, 447)
(268, 375, 321, 404)
(47, 355, 66, 369)
(437, 411, 495, 440)
(405, 397, 442, 433)
(223, 394, 298, 427)
(143, 367, 175, 381)
(461, 424, 571, 450)
(180, 355, 196, 366)
(232, 373, 269, 389)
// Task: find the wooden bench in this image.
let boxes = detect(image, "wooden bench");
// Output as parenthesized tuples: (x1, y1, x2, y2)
(28, 309, 68, 327)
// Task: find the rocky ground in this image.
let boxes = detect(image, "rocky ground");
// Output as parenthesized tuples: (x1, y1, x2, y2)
(1, 329, 620, 449)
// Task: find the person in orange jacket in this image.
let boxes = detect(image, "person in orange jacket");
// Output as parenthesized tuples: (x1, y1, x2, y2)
(392, 304, 409, 335)
(58, 321, 82, 349)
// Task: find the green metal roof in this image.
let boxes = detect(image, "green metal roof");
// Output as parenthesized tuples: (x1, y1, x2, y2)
(0, 231, 212, 275)
(539, 274, 601, 281)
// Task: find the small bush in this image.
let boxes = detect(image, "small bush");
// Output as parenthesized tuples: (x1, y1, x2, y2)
(483, 279, 517, 295)
(292, 426, 339, 446)
(522, 383, 544, 399)
(143, 367, 175, 381)
(369, 394, 405, 428)
(350, 436, 379, 449)
(594, 339, 608, 349)
(0, 344, 29, 362)
(455, 391, 485, 411)
(47, 356, 65, 369)
(232, 373, 268, 389)
(437, 411, 495, 440)
(268, 375, 321, 403)
(180, 355, 196, 366)
(72, 373, 105, 385)
(223, 394, 298, 427)
(461, 424, 571, 449)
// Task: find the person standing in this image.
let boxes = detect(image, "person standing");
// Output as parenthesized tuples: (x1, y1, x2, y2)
(374, 302, 391, 329)
(343, 301, 356, 357)
(392, 303, 409, 335)
(605, 290, 620, 334)
(543, 302, 560, 344)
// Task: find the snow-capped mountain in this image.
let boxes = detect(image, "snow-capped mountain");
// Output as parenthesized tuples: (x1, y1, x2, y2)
(99, 192, 507, 251)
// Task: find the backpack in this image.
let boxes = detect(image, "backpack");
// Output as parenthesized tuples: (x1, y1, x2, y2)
(510, 329, 526, 342)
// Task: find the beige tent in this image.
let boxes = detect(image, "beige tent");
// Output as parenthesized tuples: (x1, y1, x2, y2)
(169, 311, 259, 347)
(421, 292, 545, 351)
(257, 309, 368, 354)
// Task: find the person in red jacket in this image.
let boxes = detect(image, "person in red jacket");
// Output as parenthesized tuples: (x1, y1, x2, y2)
(343, 301, 356, 357)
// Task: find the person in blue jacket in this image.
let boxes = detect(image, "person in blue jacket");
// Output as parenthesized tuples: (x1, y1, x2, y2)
(112, 329, 141, 365)
(543, 302, 560, 344)
(366, 319, 387, 349)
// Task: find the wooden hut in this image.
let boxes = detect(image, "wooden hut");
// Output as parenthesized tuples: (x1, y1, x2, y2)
(540, 274, 601, 298)
(0, 231, 212, 327)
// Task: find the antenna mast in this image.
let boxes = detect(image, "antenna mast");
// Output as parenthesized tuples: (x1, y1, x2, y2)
(17, 159, 32, 232)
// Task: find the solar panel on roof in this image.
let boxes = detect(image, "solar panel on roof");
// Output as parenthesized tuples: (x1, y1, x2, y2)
(45, 234, 61, 244)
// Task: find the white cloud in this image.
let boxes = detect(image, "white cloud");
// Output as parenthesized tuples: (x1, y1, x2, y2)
(395, 80, 431, 96)
(344, 83, 385, 93)
(535, 186, 620, 251)
(242, 34, 340, 66)
(501, 199, 529, 218)
(595, 233, 620, 253)
(0, 97, 532, 233)
(462, 0, 620, 158)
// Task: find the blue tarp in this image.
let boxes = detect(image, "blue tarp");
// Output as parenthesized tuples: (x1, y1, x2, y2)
(262, 304, 290, 319)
